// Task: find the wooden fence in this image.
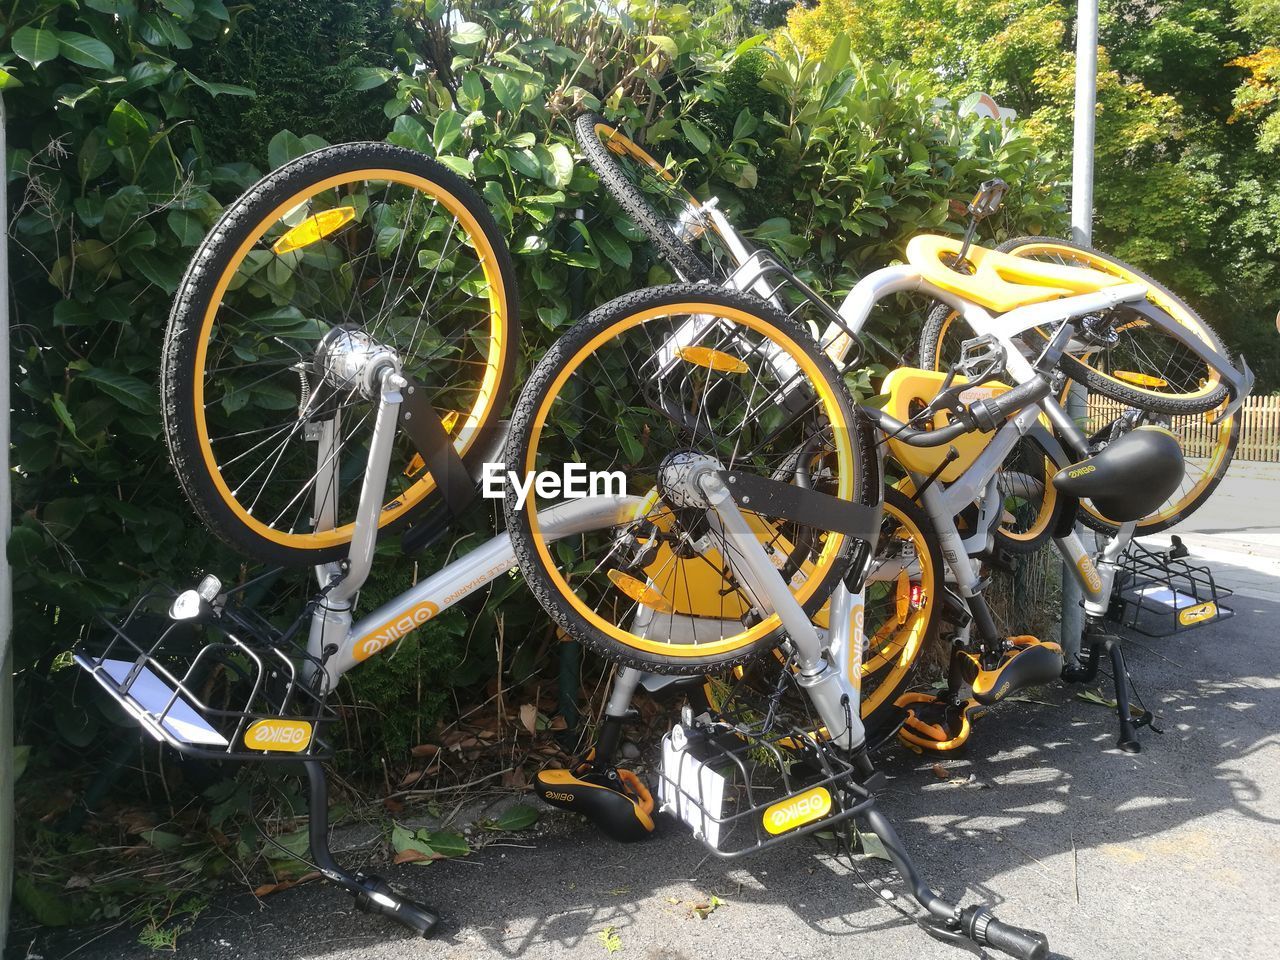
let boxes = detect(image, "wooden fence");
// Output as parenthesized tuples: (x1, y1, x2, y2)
(1087, 394, 1280, 462)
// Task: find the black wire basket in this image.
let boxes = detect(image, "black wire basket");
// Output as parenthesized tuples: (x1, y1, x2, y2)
(656, 665, 871, 858)
(74, 578, 336, 761)
(1109, 537, 1234, 638)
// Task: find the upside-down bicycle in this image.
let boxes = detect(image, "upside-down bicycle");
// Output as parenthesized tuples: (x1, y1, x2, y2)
(72, 124, 1252, 960)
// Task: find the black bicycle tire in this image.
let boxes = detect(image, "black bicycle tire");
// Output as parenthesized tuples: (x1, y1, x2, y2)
(505, 283, 878, 674)
(574, 112, 714, 283)
(998, 236, 1230, 415)
(162, 142, 520, 567)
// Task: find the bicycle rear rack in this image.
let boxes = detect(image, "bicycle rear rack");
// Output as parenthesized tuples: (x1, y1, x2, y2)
(74, 580, 335, 762)
(1107, 537, 1234, 638)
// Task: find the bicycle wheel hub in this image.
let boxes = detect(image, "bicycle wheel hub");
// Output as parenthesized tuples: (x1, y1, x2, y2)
(316, 326, 401, 399)
(657, 450, 723, 508)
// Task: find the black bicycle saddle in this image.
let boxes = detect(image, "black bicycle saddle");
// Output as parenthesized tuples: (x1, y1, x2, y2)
(1052, 425, 1185, 522)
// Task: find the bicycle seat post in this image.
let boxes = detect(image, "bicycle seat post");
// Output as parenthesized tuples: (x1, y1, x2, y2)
(307, 363, 406, 678)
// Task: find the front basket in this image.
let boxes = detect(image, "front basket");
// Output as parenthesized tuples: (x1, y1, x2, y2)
(74, 583, 336, 761)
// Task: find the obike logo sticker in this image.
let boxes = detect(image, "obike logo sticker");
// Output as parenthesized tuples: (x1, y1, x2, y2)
(1067, 464, 1097, 479)
(243, 718, 312, 753)
(1076, 555, 1103, 593)
(355, 601, 440, 661)
(847, 604, 866, 689)
(1178, 601, 1217, 626)
(763, 786, 832, 836)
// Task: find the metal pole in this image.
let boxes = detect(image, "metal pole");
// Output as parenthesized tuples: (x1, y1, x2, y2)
(1, 91, 15, 953)
(1062, 0, 1098, 660)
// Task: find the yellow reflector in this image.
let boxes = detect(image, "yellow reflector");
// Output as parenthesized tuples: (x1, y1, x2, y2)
(272, 205, 356, 255)
(895, 569, 910, 624)
(607, 570, 674, 614)
(1114, 370, 1168, 388)
(763, 786, 832, 835)
(676, 346, 749, 374)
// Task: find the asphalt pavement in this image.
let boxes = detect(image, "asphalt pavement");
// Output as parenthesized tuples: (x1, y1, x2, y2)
(20, 470, 1280, 960)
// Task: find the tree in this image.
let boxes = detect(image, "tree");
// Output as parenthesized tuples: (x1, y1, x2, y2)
(782, 0, 1280, 385)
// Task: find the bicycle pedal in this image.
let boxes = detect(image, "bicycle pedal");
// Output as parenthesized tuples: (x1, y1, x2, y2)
(895, 693, 985, 753)
(534, 765, 655, 843)
(969, 636, 1063, 706)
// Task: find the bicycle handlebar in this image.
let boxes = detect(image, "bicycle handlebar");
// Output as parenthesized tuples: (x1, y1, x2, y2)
(968, 374, 1052, 432)
(866, 373, 1052, 448)
(961, 906, 1049, 960)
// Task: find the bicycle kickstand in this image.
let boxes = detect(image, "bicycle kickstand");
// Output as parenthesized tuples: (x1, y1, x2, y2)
(303, 760, 439, 937)
(1061, 629, 1155, 753)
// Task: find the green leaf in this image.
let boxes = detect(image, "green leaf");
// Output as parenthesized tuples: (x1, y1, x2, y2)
(78, 128, 112, 184)
(142, 829, 186, 851)
(0, 67, 24, 90)
(459, 72, 485, 111)
(260, 828, 310, 864)
(57, 32, 115, 71)
(13, 745, 30, 783)
(388, 114, 430, 153)
(680, 119, 710, 154)
(12, 27, 61, 68)
(494, 805, 540, 832)
(53, 300, 97, 327)
(490, 71, 521, 113)
(77, 367, 156, 413)
(168, 209, 204, 246)
(422, 830, 469, 857)
(131, 249, 183, 293)
(267, 130, 307, 170)
(140, 12, 192, 50)
(593, 229, 632, 269)
(433, 110, 464, 154)
(186, 71, 255, 98)
(450, 21, 486, 47)
(545, 142, 574, 188)
(14, 878, 75, 927)
(537, 303, 567, 328)
(857, 827, 892, 861)
(436, 155, 473, 179)
(646, 35, 678, 59)
(751, 217, 793, 240)
(106, 100, 148, 148)
(351, 66, 393, 91)
(49, 394, 78, 440)
(7, 527, 43, 566)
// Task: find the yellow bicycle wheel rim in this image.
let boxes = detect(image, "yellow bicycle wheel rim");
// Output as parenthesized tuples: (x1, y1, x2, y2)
(523, 302, 855, 661)
(193, 168, 509, 552)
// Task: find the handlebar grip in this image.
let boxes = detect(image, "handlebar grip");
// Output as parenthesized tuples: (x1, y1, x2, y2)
(970, 375, 1052, 432)
(980, 917, 1050, 960)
